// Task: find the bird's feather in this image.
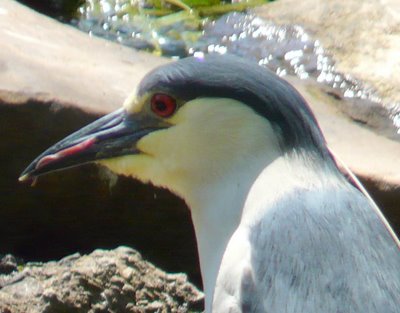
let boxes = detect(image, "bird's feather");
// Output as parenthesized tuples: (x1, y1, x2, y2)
(215, 180, 400, 312)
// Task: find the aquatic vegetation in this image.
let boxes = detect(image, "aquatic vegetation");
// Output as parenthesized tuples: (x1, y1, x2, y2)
(75, 0, 269, 56)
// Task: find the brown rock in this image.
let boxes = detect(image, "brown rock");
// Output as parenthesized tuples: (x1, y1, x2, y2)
(0, 0, 168, 114)
(0, 247, 204, 313)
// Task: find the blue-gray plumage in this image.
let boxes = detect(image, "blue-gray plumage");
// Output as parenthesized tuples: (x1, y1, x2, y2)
(241, 186, 400, 312)
(20, 54, 400, 313)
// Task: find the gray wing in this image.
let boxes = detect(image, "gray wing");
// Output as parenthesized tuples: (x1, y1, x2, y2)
(241, 183, 400, 313)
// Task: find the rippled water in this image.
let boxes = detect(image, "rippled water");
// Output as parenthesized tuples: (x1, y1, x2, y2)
(197, 14, 376, 99)
(194, 13, 400, 139)
(74, 3, 400, 138)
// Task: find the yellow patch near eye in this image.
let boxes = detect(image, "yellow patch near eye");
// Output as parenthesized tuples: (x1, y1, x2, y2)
(123, 89, 145, 114)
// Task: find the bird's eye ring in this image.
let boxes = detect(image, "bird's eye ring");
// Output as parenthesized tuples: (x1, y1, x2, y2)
(151, 93, 177, 118)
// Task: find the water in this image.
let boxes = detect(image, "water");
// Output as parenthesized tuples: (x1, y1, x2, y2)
(197, 13, 375, 99)
(193, 13, 400, 139)
(73, 0, 202, 57)
(73, 2, 400, 139)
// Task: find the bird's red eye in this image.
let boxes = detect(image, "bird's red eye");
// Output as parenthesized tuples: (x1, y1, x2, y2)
(151, 93, 177, 118)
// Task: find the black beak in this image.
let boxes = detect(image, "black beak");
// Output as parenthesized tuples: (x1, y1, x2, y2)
(19, 108, 163, 182)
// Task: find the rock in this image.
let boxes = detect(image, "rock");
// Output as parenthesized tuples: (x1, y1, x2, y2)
(257, 0, 400, 110)
(0, 255, 20, 275)
(0, 247, 204, 313)
(0, 0, 168, 114)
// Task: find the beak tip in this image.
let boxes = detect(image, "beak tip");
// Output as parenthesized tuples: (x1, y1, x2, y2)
(18, 173, 31, 183)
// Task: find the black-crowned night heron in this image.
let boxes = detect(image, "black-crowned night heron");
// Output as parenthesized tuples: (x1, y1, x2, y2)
(20, 54, 400, 312)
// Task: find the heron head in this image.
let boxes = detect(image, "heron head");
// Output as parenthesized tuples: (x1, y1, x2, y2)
(20, 54, 332, 198)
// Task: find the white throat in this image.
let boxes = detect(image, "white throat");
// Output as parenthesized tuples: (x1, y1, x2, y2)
(184, 149, 280, 312)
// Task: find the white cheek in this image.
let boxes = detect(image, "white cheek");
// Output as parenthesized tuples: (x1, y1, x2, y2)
(98, 97, 280, 200)
(138, 98, 278, 180)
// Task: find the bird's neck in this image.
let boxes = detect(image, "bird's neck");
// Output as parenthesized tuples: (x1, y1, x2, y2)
(189, 184, 245, 312)
(183, 151, 341, 312)
(183, 152, 281, 312)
